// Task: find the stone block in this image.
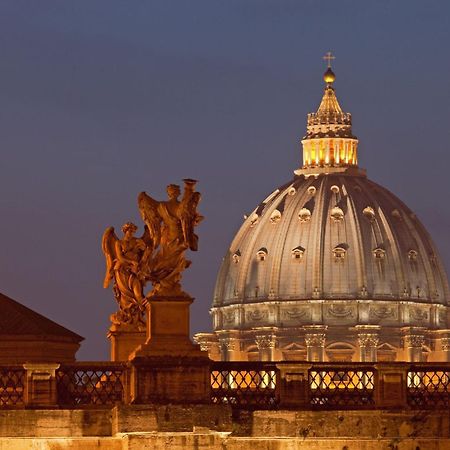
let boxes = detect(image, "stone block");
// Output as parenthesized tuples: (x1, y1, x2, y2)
(112, 404, 232, 434)
(0, 409, 112, 437)
(130, 356, 211, 404)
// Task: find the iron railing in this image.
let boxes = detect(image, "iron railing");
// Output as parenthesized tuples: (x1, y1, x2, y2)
(56, 362, 127, 406)
(407, 365, 450, 408)
(210, 362, 278, 409)
(0, 367, 25, 407)
(308, 364, 375, 408)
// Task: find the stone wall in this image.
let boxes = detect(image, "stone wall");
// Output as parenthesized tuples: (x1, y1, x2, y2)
(0, 407, 449, 449)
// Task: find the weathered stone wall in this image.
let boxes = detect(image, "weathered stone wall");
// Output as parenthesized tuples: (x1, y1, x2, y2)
(0, 408, 449, 449)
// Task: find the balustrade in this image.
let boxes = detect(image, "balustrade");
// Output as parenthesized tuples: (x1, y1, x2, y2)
(0, 361, 448, 410)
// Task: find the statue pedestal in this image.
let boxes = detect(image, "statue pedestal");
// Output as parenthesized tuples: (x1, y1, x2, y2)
(108, 323, 146, 362)
(129, 296, 210, 404)
(131, 296, 203, 358)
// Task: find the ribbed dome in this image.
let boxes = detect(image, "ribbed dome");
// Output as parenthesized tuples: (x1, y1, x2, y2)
(213, 172, 449, 326)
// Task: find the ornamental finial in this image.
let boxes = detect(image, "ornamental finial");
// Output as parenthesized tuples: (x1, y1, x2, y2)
(323, 51, 336, 84)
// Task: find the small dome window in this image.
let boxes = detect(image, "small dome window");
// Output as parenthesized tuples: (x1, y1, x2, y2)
(330, 206, 344, 222)
(291, 246, 305, 260)
(363, 206, 376, 222)
(307, 186, 316, 196)
(330, 185, 340, 194)
(270, 209, 282, 224)
(373, 247, 386, 260)
(298, 208, 312, 223)
(232, 250, 241, 264)
(408, 250, 418, 261)
(333, 245, 347, 261)
(288, 187, 296, 196)
(256, 248, 268, 261)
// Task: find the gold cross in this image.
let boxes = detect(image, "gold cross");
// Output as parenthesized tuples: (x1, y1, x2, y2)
(323, 51, 335, 68)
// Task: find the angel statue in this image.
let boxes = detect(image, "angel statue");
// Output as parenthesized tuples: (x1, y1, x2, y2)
(102, 222, 149, 326)
(102, 179, 202, 326)
(137, 179, 203, 298)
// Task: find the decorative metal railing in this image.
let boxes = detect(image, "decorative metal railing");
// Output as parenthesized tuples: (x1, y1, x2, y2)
(56, 363, 127, 406)
(0, 367, 25, 407)
(407, 365, 450, 408)
(308, 364, 375, 408)
(210, 362, 278, 409)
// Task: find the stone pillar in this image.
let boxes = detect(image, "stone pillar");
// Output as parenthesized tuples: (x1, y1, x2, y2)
(431, 330, 450, 362)
(374, 363, 408, 409)
(255, 333, 277, 361)
(303, 326, 327, 362)
(131, 296, 201, 358)
(128, 296, 211, 404)
(276, 363, 311, 408)
(441, 337, 450, 362)
(23, 363, 59, 408)
(193, 333, 221, 360)
(218, 335, 240, 361)
(108, 323, 146, 361)
(355, 325, 380, 362)
(402, 327, 426, 362)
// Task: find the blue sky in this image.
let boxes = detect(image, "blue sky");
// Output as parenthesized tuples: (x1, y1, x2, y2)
(0, 1, 449, 358)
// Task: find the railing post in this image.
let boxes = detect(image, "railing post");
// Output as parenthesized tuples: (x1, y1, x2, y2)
(374, 363, 409, 409)
(23, 363, 60, 408)
(276, 363, 311, 409)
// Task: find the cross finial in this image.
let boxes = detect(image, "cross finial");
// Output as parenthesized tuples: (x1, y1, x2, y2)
(323, 51, 335, 68)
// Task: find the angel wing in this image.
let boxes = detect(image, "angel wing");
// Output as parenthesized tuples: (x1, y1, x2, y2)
(102, 226, 119, 288)
(138, 192, 161, 247)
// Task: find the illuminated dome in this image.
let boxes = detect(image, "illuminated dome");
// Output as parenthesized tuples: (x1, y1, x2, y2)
(195, 57, 450, 363)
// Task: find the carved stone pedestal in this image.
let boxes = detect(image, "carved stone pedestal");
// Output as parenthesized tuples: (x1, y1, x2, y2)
(108, 323, 146, 362)
(131, 296, 202, 358)
(129, 296, 210, 404)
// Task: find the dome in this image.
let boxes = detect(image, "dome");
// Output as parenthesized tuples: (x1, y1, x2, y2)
(213, 173, 448, 320)
(195, 58, 450, 363)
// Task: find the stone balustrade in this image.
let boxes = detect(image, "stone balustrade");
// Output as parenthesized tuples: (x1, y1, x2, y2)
(0, 361, 449, 410)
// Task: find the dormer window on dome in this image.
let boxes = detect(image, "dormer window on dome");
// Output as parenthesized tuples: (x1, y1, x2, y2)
(330, 206, 344, 222)
(291, 246, 305, 260)
(373, 247, 386, 260)
(232, 250, 241, 264)
(363, 206, 376, 222)
(270, 209, 282, 224)
(408, 250, 418, 261)
(256, 248, 268, 261)
(298, 208, 312, 222)
(333, 244, 348, 261)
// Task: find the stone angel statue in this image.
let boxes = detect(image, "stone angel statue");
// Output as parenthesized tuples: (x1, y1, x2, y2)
(137, 179, 203, 298)
(102, 179, 202, 326)
(102, 222, 150, 326)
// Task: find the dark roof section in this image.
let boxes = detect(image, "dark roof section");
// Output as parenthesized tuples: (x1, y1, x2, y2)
(0, 292, 83, 342)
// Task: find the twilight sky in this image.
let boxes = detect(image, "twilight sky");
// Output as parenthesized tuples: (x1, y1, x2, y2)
(0, 1, 449, 359)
